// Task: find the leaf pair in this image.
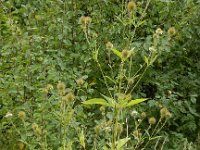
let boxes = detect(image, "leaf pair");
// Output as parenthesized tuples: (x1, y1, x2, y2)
(82, 97, 148, 108)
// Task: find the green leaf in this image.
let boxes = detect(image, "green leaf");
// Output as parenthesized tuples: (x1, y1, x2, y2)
(150, 136, 163, 141)
(144, 56, 149, 65)
(126, 98, 149, 107)
(100, 94, 116, 107)
(150, 55, 158, 65)
(82, 98, 110, 106)
(111, 48, 122, 59)
(116, 138, 130, 149)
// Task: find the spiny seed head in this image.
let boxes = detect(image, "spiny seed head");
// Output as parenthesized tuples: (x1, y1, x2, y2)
(57, 82, 65, 91)
(149, 117, 156, 125)
(18, 111, 26, 120)
(80, 16, 91, 26)
(80, 16, 86, 25)
(76, 78, 85, 86)
(106, 41, 113, 49)
(128, 1, 137, 12)
(155, 28, 163, 35)
(122, 49, 130, 60)
(62, 92, 75, 103)
(32, 123, 38, 130)
(85, 16, 92, 24)
(141, 112, 147, 119)
(160, 107, 172, 119)
(131, 110, 138, 117)
(57, 82, 65, 96)
(168, 27, 176, 37)
(46, 84, 53, 91)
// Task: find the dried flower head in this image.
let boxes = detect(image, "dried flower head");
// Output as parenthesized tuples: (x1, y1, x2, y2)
(80, 16, 91, 28)
(57, 82, 65, 96)
(160, 107, 172, 119)
(32, 123, 39, 130)
(106, 41, 113, 49)
(168, 27, 176, 37)
(85, 16, 92, 24)
(62, 92, 75, 103)
(80, 16, 86, 25)
(76, 77, 85, 86)
(149, 117, 156, 125)
(46, 84, 53, 91)
(156, 28, 163, 35)
(128, 1, 137, 12)
(18, 111, 26, 120)
(131, 110, 139, 117)
(141, 112, 147, 119)
(122, 49, 130, 60)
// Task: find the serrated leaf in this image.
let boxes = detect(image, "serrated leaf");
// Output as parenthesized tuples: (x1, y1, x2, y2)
(82, 98, 110, 106)
(111, 48, 122, 58)
(116, 138, 130, 149)
(126, 98, 149, 107)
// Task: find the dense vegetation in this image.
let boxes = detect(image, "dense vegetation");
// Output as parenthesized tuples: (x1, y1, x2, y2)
(0, 0, 200, 149)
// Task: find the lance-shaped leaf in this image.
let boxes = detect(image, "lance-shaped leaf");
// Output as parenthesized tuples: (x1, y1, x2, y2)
(116, 138, 130, 149)
(82, 98, 110, 106)
(100, 94, 116, 107)
(126, 98, 149, 107)
(111, 48, 122, 59)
